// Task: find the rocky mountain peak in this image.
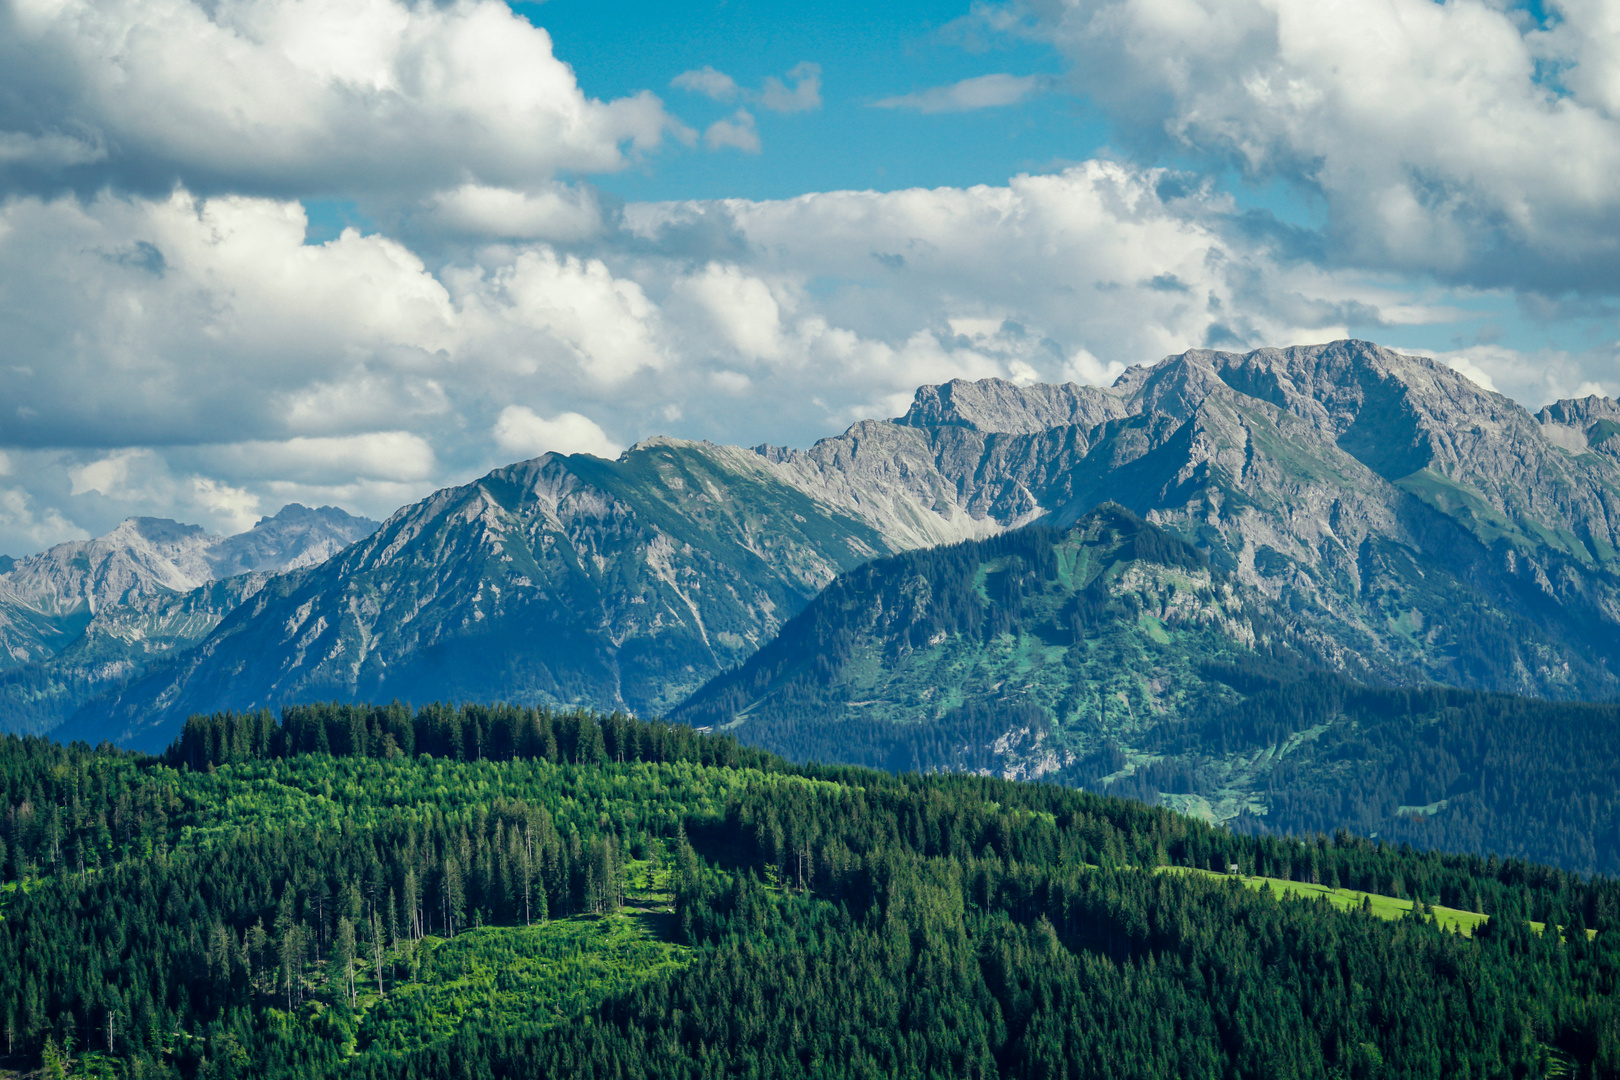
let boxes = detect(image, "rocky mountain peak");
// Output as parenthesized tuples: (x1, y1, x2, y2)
(1126, 349, 1234, 423)
(897, 377, 1128, 434)
(0, 504, 379, 669)
(106, 517, 211, 547)
(210, 503, 379, 577)
(1535, 396, 1620, 456)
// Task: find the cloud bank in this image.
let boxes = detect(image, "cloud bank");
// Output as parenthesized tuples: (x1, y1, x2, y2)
(0, 160, 1496, 552)
(991, 0, 1620, 293)
(0, 0, 675, 203)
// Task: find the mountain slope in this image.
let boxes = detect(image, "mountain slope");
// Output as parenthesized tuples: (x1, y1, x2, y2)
(674, 505, 1288, 779)
(0, 503, 379, 665)
(675, 509, 1620, 876)
(771, 341, 1620, 701)
(64, 446, 891, 749)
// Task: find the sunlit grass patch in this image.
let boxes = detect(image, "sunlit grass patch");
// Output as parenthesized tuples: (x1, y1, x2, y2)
(1168, 866, 1491, 935)
(355, 912, 690, 1057)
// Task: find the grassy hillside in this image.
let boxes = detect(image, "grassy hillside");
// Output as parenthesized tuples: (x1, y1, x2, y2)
(3, 703, 1620, 1078)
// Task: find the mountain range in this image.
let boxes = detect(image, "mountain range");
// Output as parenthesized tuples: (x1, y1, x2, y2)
(674, 504, 1620, 874)
(44, 340, 1620, 747)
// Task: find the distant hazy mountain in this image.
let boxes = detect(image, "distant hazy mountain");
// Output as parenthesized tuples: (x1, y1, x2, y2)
(0, 504, 377, 733)
(58, 339, 1620, 750)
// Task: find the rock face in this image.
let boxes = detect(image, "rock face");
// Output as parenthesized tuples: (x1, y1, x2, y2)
(0, 505, 377, 733)
(52, 339, 1620, 749)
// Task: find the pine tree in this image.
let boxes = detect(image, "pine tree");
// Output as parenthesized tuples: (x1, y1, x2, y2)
(333, 918, 356, 1008)
(443, 855, 464, 937)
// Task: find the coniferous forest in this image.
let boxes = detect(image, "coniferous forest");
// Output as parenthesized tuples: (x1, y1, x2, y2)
(4, 703, 1620, 1078)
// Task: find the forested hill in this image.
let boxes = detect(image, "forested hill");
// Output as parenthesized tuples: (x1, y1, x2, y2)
(676, 506, 1620, 877)
(4, 703, 1620, 1079)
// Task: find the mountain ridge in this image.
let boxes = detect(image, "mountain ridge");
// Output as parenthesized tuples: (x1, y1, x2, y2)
(50, 338, 1620, 750)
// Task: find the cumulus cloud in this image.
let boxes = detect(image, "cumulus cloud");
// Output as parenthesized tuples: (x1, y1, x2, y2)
(759, 63, 822, 114)
(671, 62, 821, 155)
(986, 0, 1620, 293)
(671, 67, 741, 102)
(198, 433, 439, 484)
(451, 247, 669, 385)
(1423, 343, 1617, 408)
(872, 73, 1047, 113)
(0, 485, 86, 550)
(0, 190, 457, 451)
(493, 407, 622, 460)
(703, 110, 762, 153)
(0, 0, 676, 200)
(670, 264, 787, 361)
(423, 183, 605, 243)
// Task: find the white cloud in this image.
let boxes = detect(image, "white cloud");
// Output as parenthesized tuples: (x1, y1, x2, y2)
(759, 63, 822, 114)
(649, 161, 1346, 361)
(872, 73, 1046, 113)
(1062, 347, 1126, 387)
(665, 63, 821, 156)
(0, 190, 457, 450)
(198, 433, 438, 483)
(423, 183, 604, 243)
(0, 0, 676, 199)
(671, 66, 741, 102)
(453, 247, 668, 385)
(670, 264, 787, 361)
(0, 486, 85, 551)
(190, 477, 262, 533)
(703, 110, 762, 154)
(492, 407, 621, 460)
(69, 449, 146, 497)
(990, 0, 1620, 293)
(1422, 343, 1619, 408)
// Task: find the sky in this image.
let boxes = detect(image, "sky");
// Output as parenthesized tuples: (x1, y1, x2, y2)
(2, 0, 1619, 554)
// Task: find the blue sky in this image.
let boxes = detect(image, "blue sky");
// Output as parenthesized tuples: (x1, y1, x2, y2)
(532, 0, 1097, 200)
(0, 0, 1618, 551)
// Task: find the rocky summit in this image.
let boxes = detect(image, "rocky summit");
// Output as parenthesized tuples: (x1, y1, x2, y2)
(46, 339, 1620, 750)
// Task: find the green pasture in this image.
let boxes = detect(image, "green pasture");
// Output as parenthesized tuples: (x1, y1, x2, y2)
(1169, 867, 1595, 940)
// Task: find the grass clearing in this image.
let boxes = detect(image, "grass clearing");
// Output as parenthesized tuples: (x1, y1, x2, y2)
(356, 910, 690, 1057)
(1168, 867, 1491, 935)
